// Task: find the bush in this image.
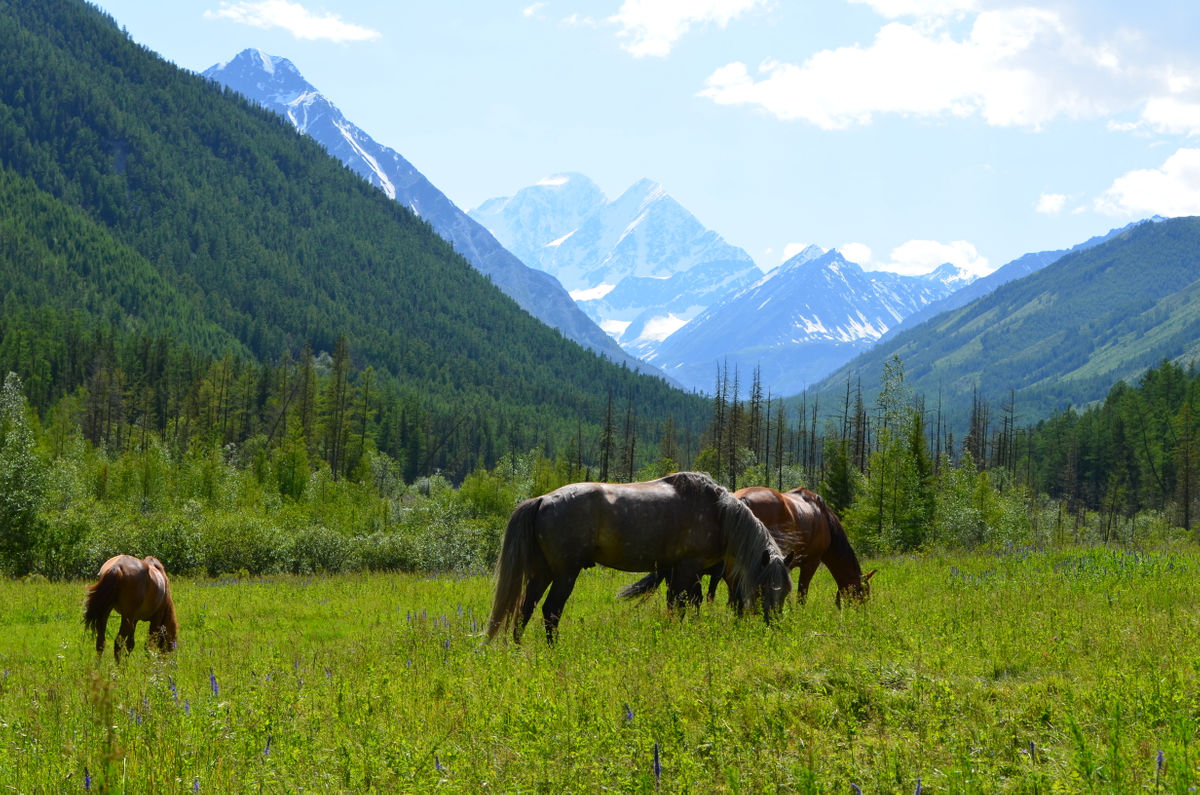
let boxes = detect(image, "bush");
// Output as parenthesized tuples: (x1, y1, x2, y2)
(284, 524, 353, 574)
(138, 503, 205, 576)
(353, 531, 412, 572)
(199, 513, 284, 576)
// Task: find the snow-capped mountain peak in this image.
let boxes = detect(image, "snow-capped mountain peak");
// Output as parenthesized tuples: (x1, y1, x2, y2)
(203, 49, 652, 373)
(649, 248, 964, 393)
(470, 174, 761, 358)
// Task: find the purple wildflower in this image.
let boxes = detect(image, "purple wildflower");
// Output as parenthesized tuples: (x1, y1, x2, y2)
(624, 703, 633, 723)
(209, 669, 219, 697)
(851, 786, 862, 795)
(914, 778, 922, 795)
(184, 699, 191, 716)
(435, 754, 445, 773)
(193, 776, 200, 792)
(653, 742, 661, 785)
(1157, 749, 1165, 772)
(264, 734, 272, 756)
(84, 766, 91, 791)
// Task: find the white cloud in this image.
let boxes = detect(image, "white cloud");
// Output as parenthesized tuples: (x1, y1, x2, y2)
(867, 239, 991, 277)
(523, 2, 549, 19)
(1036, 192, 1067, 214)
(610, 0, 769, 58)
(698, 7, 1146, 129)
(781, 242, 811, 261)
(1095, 147, 1200, 217)
(205, 1, 380, 42)
(848, 0, 978, 17)
(1138, 96, 1200, 137)
(838, 242, 873, 266)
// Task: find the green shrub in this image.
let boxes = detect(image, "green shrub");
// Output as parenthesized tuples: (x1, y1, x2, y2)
(199, 513, 284, 576)
(284, 524, 353, 574)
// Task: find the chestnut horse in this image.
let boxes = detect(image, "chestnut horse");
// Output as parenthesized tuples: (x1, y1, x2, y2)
(486, 472, 792, 643)
(621, 486, 875, 607)
(83, 555, 178, 660)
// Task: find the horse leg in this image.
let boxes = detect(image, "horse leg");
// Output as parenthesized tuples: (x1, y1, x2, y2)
(705, 562, 725, 602)
(540, 571, 579, 643)
(663, 563, 705, 619)
(795, 558, 821, 605)
(516, 574, 551, 643)
(115, 616, 137, 661)
(92, 610, 110, 655)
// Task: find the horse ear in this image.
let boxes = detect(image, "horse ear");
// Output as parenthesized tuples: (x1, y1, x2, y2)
(783, 551, 797, 567)
(863, 569, 877, 581)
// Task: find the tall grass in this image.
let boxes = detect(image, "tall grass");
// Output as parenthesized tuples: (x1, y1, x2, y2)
(1, 547, 1198, 791)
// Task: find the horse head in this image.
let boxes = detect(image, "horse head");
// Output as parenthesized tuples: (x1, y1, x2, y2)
(835, 568, 876, 608)
(758, 548, 794, 620)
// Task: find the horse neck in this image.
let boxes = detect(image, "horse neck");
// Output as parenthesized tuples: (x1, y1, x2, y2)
(822, 513, 863, 589)
(156, 589, 179, 639)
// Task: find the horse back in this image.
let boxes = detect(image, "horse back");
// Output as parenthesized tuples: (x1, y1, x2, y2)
(104, 555, 169, 621)
(538, 480, 723, 571)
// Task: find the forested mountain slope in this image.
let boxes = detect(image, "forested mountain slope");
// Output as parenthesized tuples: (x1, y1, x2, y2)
(0, 0, 705, 477)
(807, 217, 1200, 427)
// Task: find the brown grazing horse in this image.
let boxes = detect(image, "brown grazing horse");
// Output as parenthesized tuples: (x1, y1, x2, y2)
(486, 472, 792, 643)
(621, 486, 875, 607)
(83, 555, 178, 660)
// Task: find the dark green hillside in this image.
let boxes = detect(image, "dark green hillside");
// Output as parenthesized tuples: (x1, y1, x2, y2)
(0, 0, 706, 476)
(807, 217, 1200, 428)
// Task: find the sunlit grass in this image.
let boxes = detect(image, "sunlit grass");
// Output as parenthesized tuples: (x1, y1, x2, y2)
(1, 547, 1198, 791)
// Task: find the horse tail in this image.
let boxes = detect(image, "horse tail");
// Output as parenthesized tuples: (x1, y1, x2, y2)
(618, 571, 667, 600)
(486, 497, 541, 641)
(83, 569, 118, 636)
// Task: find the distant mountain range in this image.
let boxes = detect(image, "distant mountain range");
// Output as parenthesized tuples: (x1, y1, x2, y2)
(202, 49, 650, 373)
(203, 49, 999, 397)
(880, 220, 1153, 342)
(649, 246, 969, 394)
(808, 216, 1198, 425)
(195, 48, 1198, 420)
(469, 174, 761, 358)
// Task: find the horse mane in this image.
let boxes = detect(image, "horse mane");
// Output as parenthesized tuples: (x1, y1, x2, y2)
(823, 506, 862, 577)
(718, 492, 788, 608)
(791, 488, 863, 580)
(659, 471, 724, 501)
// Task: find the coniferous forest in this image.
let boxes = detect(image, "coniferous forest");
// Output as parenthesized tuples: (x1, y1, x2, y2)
(1, 0, 1199, 581)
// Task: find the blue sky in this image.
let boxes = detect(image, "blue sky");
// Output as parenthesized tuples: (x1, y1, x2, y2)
(94, 0, 1200, 276)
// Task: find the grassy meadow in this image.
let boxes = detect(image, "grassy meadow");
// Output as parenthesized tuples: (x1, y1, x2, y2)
(1, 546, 1198, 792)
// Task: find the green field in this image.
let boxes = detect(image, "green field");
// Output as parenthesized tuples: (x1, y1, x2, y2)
(2, 547, 1198, 792)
